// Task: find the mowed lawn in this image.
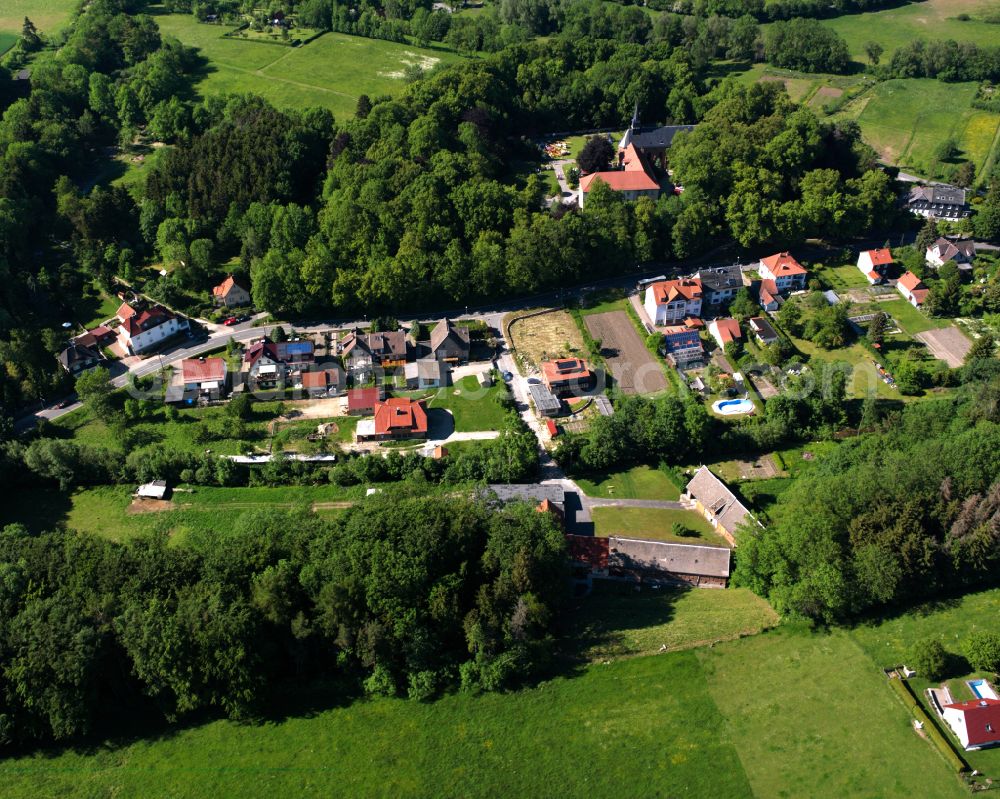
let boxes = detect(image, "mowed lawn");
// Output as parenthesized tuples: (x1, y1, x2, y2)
(840, 79, 1000, 177)
(821, 0, 1000, 62)
(575, 464, 681, 500)
(427, 375, 511, 432)
(153, 10, 465, 117)
(880, 298, 948, 336)
(700, 626, 967, 799)
(0, 0, 76, 37)
(0, 652, 755, 799)
(591, 506, 729, 547)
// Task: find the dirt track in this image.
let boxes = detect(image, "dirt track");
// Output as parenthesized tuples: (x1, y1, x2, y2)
(914, 326, 971, 368)
(584, 311, 668, 395)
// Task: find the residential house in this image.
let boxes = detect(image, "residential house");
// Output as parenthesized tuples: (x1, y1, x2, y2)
(541, 358, 594, 397)
(607, 537, 731, 588)
(58, 342, 102, 376)
(942, 699, 1000, 751)
(243, 338, 315, 388)
(72, 325, 115, 351)
(115, 303, 189, 355)
(301, 367, 343, 397)
(926, 237, 976, 271)
(857, 248, 894, 285)
(405, 358, 448, 389)
(757, 252, 807, 292)
(897, 271, 929, 307)
(907, 184, 971, 220)
(578, 142, 662, 208)
(617, 105, 694, 170)
(755, 278, 783, 312)
(708, 318, 742, 350)
(696, 265, 745, 308)
(643, 278, 703, 325)
(685, 466, 756, 545)
(346, 387, 382, 415)
(748, 316, 779, 346)
(180, 357, 228, 398)
(428, 318, 470, 362)
(339, 328, 409, 378)
(211, 275, 251, 308)
(661, 325, 704, 366)
(529, 382, 561, 417)
(356, 398, 428, 442)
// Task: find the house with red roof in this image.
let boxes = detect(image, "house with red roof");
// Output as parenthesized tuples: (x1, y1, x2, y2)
(757, 252, 807, 292)
(857, 248, 894, 285)
(897, 271, 929, 307)
(242, 338, 316, 388)
(115, 303, 189, 355)
(708, 318, 742, 350)
(942, 698, 1000, 750)
(643, 278, 704, 325)
(301, 367, 343, 397)
(565, 534, 610, 576)
(345, 386, 383, 415)
(72, 325, 116, 351)
(355, 397, 428, 442)
(211, 275, 251, 308)
(578, 143, 661, 208)
(756, 278, 783, 312)
(541, 357, 594, 398)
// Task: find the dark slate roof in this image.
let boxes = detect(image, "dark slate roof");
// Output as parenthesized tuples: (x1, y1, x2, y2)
(629, 125, 695, 150)
(697, 264, 744, 293)
(608, 537, 731, 579)
(686, 466, 754, 535)
(485, 484, 565, 504)
(58, 342, 101, 369)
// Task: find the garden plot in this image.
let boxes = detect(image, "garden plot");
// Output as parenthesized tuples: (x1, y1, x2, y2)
(584, 310, 667, 395)
(915, 326, 972, 368)
(506, 309, 586, 372)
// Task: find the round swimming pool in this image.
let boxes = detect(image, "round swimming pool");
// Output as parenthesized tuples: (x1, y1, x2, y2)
(712, 398, 755, 416)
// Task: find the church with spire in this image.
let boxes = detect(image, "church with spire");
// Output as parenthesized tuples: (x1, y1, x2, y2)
(617, 104, 695, 170)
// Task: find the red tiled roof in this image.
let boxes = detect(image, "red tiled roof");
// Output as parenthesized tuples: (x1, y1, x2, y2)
(565, 534, 609, 570)
(684, 317, 705, 328)
(212, 274, 249, 298)
(649, 279, 703, 305)
(117, 302, 137, 321)
(347, 387, 380, 410)
(373, 398, 427, 435)
(712, 318, 742, 345)
(537, 498, 564, 520)
(945, 699, 1000, 747)
(541, 358, 592, 383)
(301, 369, 339, 388)
(579, 170, 660, 192)
(867, 270, 881, 280)
(760, 252, 807, 277)
(897, 271, 925, 292)
(121, 306, 174, 336)
(181, 357, 226, 382)
(863, 248, 893, 266)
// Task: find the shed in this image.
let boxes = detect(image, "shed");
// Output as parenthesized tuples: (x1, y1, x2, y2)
(135, 480, 169, 500)
(529, 382, 561, 417)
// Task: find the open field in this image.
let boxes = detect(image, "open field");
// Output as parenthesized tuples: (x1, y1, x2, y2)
(0, 31, 17, 55)
(914, 326, 972, 367)
(837, 79, 1000, 179)
(427, 375, 511, 432)
(737, 62, 868, 107)
(506, 309, 586, 372)
(821, 0, 1000, 62)
(575, 464, 681, 501)
(567, 583, 780, 659)
(584, 310, 667, 395)
(153, 10, 465, 117)
(590, 506, 728, 546)
(700, 626, 966, 799)
(790, 335, 901, 399)
(815, 262, 872, 291)
(880, 298, 948, 336)
(0, 0, 76, 37)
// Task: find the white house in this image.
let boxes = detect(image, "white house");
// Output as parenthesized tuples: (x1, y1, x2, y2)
(757, 252, 807, 292)
(907, 185, 971, 220)
(115, 303, 188, 355)
(926, 237, 976, 270)
(942, 699, 1000, 750)
(643, 278, 703, 325)
(708, 318, 742, 350)
(857, 248, 893, 285)
(896, 271, 929, 307)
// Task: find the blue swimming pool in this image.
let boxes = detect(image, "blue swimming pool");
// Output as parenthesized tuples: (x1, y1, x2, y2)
(712, 398, 754, 416)
(969, 679, 998, 700)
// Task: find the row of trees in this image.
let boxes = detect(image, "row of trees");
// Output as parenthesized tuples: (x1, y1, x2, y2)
(0, 494, 567, 745)
(885, 40, 1000, 84)
(734, 367, 1000, 622)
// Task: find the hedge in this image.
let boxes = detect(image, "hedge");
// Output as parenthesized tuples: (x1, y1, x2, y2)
(887, 676, 968, 773)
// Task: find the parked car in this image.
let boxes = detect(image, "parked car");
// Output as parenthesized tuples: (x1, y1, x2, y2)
(223, 316, 238, 326)
(57, 399, 71, 409)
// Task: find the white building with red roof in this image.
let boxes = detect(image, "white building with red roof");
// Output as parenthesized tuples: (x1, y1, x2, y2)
(578, 143, 661, 208)
(897, 271, 929, 307)
(356, 397, 429, 442)
(211, 275, 251, 308)
(942, 698, 1000, 750)
(757, 252, 807, 292)
(643, 278, 704, 325)
(181, 357, 227, 392)
(857, 248, 894, 285)
(708, 318, 742, 349)
(115, 303, 188, 355)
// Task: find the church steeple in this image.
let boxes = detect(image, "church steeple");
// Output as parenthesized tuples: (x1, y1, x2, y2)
(630, 101, 640, 131)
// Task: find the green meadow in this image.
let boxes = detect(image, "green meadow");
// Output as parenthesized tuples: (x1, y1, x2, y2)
(153, 10, 466, 118)
(0, 0, 77, 38)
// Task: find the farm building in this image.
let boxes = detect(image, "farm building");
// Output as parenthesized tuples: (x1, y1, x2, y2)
(685, 466, 757, 545)
(607, 537, 731, 588)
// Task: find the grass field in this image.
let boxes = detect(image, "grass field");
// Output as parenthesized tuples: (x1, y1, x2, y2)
(837, 79, 1000, 179)
(821, 0, 1000, 62)
(0, 0, 76, 37)
(153, 10, 465, 117)
(427, 375, 511, 432)
(880, 298, 948, 335)
(506, 309, 587, 372)
(575, 464, 681, 500)
(0, 31, 17, 55)
(591, 506, 728, 546)
(790, 335, 901, 398)
(567, 583, 780, 659)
